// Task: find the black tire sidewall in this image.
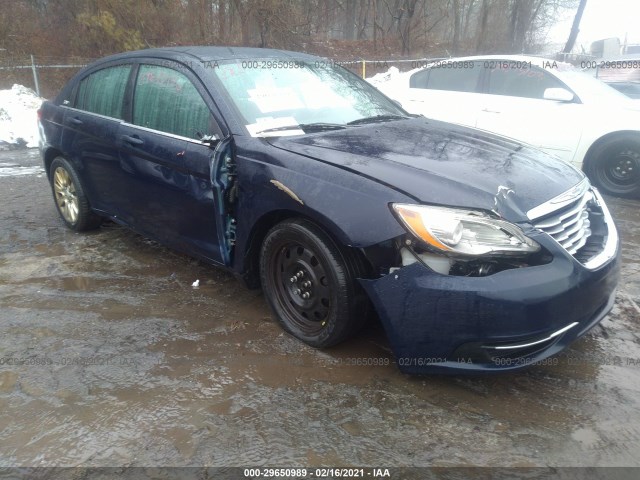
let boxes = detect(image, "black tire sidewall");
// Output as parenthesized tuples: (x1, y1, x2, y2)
(259, 219, 356, 348)
(588, 136, 640, 198)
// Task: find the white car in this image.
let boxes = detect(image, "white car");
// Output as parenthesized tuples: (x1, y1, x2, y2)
(375, 55, 640, 198)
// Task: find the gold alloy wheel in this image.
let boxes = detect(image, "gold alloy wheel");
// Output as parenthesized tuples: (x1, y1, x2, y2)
(53, 167, 79, 224)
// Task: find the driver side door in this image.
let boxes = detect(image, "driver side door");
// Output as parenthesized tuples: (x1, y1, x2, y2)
(118, 62, 227, 264)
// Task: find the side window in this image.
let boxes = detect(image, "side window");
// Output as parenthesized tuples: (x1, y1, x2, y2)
(487, 66, 565, 99)
(410, 69, 429, 89)
(75, 65, 131, 119)
(425, 66, 481, 93)
(133, 64, 213, 139)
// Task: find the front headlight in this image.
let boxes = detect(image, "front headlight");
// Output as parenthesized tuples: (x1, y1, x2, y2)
(392, 203, 540, 256)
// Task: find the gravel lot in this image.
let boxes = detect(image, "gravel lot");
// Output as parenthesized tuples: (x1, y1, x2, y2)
(0, 149, 639, 473)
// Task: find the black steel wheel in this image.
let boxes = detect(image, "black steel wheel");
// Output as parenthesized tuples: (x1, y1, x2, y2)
(259, 218, 368, 348)
(588, 136, 640, 198)
(49, 157, 102, 231)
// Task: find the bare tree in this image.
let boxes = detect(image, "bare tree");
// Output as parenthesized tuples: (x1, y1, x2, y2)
(451, 0, 462, 54)
(0, 0, 587, 77)
(563, 0, 587, 53)
(475, 0, 490, 53)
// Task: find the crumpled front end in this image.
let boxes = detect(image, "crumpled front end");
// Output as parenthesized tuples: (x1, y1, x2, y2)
(360, 187, 620, 374)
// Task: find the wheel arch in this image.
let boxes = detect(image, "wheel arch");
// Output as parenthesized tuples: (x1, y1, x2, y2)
(237, 208, 371, 289)
(43, 147, 65, 179)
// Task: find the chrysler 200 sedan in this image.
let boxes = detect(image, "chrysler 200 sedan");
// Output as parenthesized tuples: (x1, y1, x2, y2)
(38, 47, 620, 374)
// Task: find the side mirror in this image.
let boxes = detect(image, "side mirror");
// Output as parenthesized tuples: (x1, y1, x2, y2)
(543, 88, 574, 102)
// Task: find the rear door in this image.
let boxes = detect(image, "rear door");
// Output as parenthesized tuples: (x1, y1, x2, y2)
(118, 61, 227, 264)
(402, 61, 483, 127)
(60, 64, 132, 214)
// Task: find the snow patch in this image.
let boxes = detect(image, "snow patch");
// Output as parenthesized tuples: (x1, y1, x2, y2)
(366, 66, 420, 107)
(366, 66, 401, 86)
(0, 84, 44, 150)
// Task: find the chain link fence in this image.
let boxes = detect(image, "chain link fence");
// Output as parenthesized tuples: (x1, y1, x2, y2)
(0, 54, 449, 99)
(0, 56, 93, 98)
(1, 51, 600, 99)
(330, 57, 446, 78)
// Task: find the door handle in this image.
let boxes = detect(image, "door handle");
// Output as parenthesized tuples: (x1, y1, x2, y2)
(69, 117, 83, 125)
(121, 135, 144, 146)
(481, 108, 501, 114)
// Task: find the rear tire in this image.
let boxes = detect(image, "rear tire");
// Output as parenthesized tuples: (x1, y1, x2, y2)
(49, 157, 102, 231)
(259, 218, 369, 348)
(587, 135, 640, 198)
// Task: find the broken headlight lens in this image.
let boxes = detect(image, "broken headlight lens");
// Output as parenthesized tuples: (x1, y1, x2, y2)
(392, 204, 540, 256)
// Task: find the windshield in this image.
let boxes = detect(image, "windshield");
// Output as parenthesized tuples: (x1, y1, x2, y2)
(211, 59, 407, 136)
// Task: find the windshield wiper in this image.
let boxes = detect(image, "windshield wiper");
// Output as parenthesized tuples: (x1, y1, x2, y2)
(346, 114, 408, 126)
(255, 123, 347, 135)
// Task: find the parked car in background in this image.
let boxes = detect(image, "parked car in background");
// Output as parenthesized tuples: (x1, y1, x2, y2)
(604, 82, 640, 99)
(38, 47, 619, 374)
(592, 55, 640, 99)
(376, 55, 640, 198)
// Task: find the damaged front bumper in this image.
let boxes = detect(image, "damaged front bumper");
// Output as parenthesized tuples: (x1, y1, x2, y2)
(360, 237, 620, 374)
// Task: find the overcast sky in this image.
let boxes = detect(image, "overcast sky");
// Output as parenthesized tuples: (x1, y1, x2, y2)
(549, 0, 640, 50)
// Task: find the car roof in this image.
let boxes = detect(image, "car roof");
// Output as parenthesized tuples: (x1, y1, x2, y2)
(56, 46, 323, 104)
(94, 46, 320, 64)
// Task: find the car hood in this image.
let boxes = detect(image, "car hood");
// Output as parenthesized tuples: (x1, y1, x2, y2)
(267, 117, 584, 223)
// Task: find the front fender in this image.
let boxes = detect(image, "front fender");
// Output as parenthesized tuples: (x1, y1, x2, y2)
(231, 136, 412, 272)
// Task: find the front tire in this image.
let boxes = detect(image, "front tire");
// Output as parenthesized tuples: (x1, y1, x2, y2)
(259, 219, 368, 348)
(588, 135, 640, 198)
(49, 157, 101, 231)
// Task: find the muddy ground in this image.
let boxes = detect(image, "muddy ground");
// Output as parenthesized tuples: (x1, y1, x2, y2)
(0, 149, 639, 470)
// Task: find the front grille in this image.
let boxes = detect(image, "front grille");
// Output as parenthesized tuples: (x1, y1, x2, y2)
(534, 191, 592, 254)
(533, 190, 607, 263)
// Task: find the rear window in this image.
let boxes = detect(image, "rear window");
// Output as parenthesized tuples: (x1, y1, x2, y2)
(487, 66, 565, 99)
(413, 65, 481, 93)
(410, 69, 429, 89)
(75, 65, 131, 119)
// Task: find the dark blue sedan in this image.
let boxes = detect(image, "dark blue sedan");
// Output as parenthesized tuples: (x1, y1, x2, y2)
(38, 47, 620, 374)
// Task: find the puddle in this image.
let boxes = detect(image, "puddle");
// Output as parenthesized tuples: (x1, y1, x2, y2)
(0, 163, 44, 177)
(0, 151, 639, 467)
